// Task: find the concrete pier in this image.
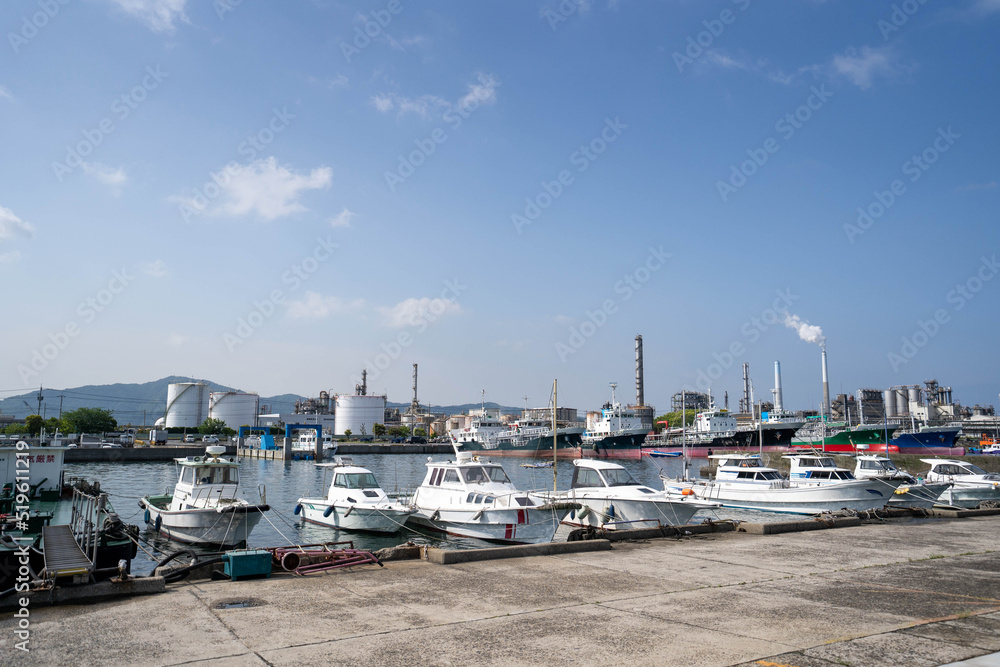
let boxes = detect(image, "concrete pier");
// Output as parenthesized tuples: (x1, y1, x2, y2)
(3, 515, 1000, 666)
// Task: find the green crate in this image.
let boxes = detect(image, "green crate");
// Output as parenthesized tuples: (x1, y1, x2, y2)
(223, 549, 272, 580)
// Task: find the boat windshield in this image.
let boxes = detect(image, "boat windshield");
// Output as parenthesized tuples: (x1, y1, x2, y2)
(961, 464, 988, 475)
(334, 472, 379, 489)
(602, 468, 639, 487)
(462, 466, 510, 484)
(194, 466, 238, 485)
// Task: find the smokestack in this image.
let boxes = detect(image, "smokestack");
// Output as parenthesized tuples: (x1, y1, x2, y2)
(361, 369, 367, 396)
(411, 363, 419, 412)
(772, 361, 783, 412)
(821, 345, 831, 418)
(635, 334, 644, 406)
(741, 363, 750, 413)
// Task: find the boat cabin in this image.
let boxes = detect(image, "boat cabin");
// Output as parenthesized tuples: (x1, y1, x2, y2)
(570, 459, 651, 491)
(315, 458, 388, 502)
(693, 410, 738, 435)
(169, 446, 241, 511)
(921, 459, 1000, 482)
(784, 455, 857, 483)
(416, 454, 536, 508)
(711, 455, 786, 485)
(853, 455, 913, 481)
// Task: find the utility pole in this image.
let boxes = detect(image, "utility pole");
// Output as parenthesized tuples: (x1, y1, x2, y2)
(58, 393, 65, 420)
(36, 385, 43, 416)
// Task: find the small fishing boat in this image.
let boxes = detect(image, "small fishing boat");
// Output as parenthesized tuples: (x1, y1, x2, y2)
(663, 454, 899, 515)
(648, 450, 682, 458)
(406, 453, 568, 544)
(295, 457, 412, 533)
(520, 461, 554, 468)
(852, 455, 952, 509)
(557, 459, 718, 530)
(920, 459, 1000, 508)
(139, 446, 269, 547)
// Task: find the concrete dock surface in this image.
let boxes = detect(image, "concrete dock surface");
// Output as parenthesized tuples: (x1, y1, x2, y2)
(3, 514, 1000, 666)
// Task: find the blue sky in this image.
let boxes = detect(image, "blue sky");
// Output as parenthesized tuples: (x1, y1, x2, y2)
(1, 0, 998, 414)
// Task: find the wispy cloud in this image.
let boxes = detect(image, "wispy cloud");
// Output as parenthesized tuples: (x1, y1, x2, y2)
(82, 162, 128, 192)
(287, 292, 365, 319)
(380, 297, 461, 327)
(0, 251, 21, 263)
(371, 72, 500, 119)
(143, 259, 168, 277)
(167, 333, 188, 346)
(955, 181, 998, 192)
(329, 208, 354, 228)
(702, 51, 799, 85)
(0, 206, 34, 242)
(106, 0, 189, 33)
(171, 157, 332, 221)
(831, 45, 902, 90)
(0, 85, 12, 100)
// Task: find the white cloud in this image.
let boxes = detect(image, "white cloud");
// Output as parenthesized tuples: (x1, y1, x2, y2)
(177, 157, 332, 221)
(167, 333, 188, 346)
(457, 72, 500, 110)
(82, 162, 128, 191)
(701, 51, 798, 84)
(143, 259, 168, 277)
(329, 208, 354, 228)
(955, 181, 998, 192)
(372, 94, 395, 113)
(380, 297, 461, 328)
(831, 46, 899, 90)
(0, 207, 34, 242)
(106, 0, 189, 33)
(287, 292, 365, 320)
(0, 251, 21, 263)
(0, 85, 12, 100)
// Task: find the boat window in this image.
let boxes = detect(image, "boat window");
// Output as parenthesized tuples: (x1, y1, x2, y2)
(637, 487, 655, 494)
(428, 468, 442, 486)
(462, 467, 488, 484)
(961, 464, 987, 475)
(860, 460, 881, 470)
(834, 471, 855, 480)
(818, 459, 836, 468)
(737, 471, 755, 479)
(485, 466, 510, 484)
(572, 468, 603, 488)
(337, 473, 379, 489)
(466, 493, 477, 503)
(809, 471, 832, 479)
(602, 468, 639, 487)
(800, 459, 817, 467)
(513, 496, 532, 506)
(443, 469, 460, 484)
(180, 467, 194, 485)
(756, 471, 781, 481)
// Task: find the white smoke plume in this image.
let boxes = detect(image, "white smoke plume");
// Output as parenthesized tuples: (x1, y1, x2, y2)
(783, 313, 826, 346)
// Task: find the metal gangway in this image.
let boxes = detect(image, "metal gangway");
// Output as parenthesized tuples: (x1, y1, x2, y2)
(41, 487, 110, 581)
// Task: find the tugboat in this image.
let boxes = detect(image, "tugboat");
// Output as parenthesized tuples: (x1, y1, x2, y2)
(139, 446, 269, 547)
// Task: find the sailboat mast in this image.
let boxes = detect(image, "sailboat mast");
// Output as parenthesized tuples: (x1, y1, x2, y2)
(552, 379, 558, 491)
(681, 389, 687, 481)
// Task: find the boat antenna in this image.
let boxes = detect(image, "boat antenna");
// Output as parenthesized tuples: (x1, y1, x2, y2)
(552, 379, 558, 491)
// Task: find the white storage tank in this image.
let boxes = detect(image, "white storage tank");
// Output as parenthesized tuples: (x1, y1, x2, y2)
(209, 391, 259, 429)
(334, 394, 386, 436)
(164, 382, 210, 428)
(884, 390, 897, 417)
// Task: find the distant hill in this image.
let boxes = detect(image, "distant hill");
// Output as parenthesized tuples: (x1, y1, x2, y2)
(0, 378, 518, 424)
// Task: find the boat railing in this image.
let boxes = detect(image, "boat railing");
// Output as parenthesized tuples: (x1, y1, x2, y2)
(69, 486, 108, 566)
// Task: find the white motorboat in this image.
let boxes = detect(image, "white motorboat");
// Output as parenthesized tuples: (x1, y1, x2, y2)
(662, 454, 898, 515)
(557, 459, 718, 530)
(853, 455, 952, 509)
(920, 459, 1000, 508)
(406, 452, 565, 544)
(291, 429, 338, 453)
(139, 446, 268, 547)
(295, 457, 412, 533)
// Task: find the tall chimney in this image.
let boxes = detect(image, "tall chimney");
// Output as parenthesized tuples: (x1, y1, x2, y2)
(635, 334, 644, 406)
(772, 361, 783, 412)
(741, 363, 751, 413)
(821, 345, 831, 419)
(361, 368, 367, 396)
(411, 363, 419, 412)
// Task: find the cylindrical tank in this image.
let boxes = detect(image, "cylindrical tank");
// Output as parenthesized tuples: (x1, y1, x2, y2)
(884, 390, 897, 417)
(334, 394, 386, 436)
(165, 383, 209, 428)
(894, 390, 907, 416)
(209, 391, 259, 429)
(908, 386, 920, 406)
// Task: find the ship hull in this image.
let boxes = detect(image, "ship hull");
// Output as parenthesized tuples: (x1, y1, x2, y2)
(454, 429, 584, 458)
(890, 427, 962, 450)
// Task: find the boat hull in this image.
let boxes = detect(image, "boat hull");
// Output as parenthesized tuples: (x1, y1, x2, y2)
(559, 496, 705, 530)
(663, 479, 899, 515)
(887, 482, 952, 509)
(454, 429, 585, 458)
(935, 484, 1000, 509)
(406, 506, 559, 544)
(297, 499, 411, 534)
(141, 497, 267, 547)
(891, 427, 962, 450)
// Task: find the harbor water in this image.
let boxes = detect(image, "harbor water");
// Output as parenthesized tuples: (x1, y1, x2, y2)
(66, 453, 789, 574)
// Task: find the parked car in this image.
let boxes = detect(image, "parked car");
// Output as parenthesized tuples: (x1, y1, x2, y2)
(202, 435, 219, 444)
(0, 435, 7, 440)
(184, 434, 196, 443)
(406, 436, 427, 444)
(101, 443, 123, 449)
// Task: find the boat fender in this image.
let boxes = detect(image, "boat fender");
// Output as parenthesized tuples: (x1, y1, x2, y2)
(430, 510, 441, 522)
(293, 504, 302, 516)
(154, 515, 162, 532)
(681, 488, 694, 496)
(577, 506, 590, 520)
(472, 510, 484, 521)
(894, 487, 911, 495)
(323, 505, 335, 518)
(144, 508, 150, 524)
(344, 506, 354, 518)
(608, 504, 615, 520)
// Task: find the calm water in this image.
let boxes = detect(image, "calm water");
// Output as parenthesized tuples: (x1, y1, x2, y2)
(66, 454, 785, 574)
